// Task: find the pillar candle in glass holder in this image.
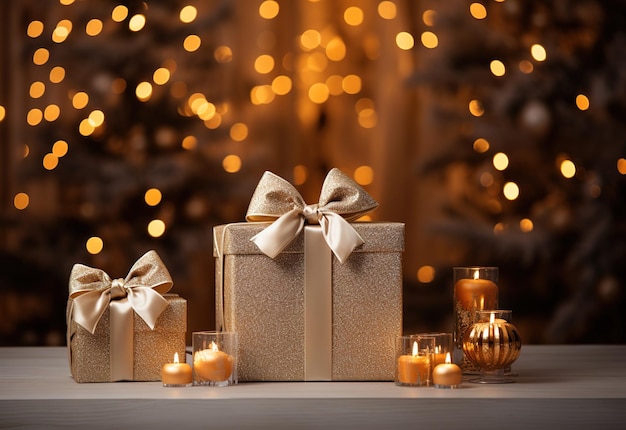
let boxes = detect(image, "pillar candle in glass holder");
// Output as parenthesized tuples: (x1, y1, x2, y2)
(192, 331, 238, 386)
(395, 335, 435, 386)
(453, 267, 498, 372)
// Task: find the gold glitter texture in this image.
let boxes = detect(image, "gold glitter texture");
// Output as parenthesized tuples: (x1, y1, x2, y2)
(68, 294, 186, 383)
(215, 222, 404, 381)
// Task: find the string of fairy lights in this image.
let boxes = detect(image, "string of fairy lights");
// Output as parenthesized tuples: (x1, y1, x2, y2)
(4, 0, 626, 282)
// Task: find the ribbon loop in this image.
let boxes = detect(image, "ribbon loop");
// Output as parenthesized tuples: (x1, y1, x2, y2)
(68, 250, 173, 334)
(246, 168, 378, 263)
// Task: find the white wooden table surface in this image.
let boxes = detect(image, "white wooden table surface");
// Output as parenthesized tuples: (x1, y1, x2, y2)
(1, 345, 625, 429)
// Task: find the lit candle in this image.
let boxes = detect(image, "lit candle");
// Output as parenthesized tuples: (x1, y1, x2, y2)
(161, 352, 192, 387)
(454, 270, 498, 311)
(193, 341, 234, 383)
(433, 352, 462, 389)
(397, 341, 430, 386)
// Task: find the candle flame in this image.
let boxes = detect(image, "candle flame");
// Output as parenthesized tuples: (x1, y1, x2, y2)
(445, 352, 452, 364)
(490, 312, 495, 324)
(412, 341, 418, 357)
(473, 270, 479, 280)
(173, 352, 180, 364)
(210, 341, 219, 352)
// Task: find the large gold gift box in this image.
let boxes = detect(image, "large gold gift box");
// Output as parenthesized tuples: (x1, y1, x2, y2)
(66, 250, 186, 383)
(214, 221, 404, 381)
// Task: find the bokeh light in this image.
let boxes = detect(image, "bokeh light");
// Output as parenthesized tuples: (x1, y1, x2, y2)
(148, 219, 166, 237)
(14, 193, 29, 210)
(469, 99, 484, 116)
(396, 32, 415, 50)
(503, 182, 520, 200)
(86, 237, 104, 254)
(129, 14, 146, 32)
(259, 1, 279, 19)
(378, 1, 397, 20)
(576, 94, 590, 111)
(344, 6, 364, 26)
(180, 5, 198, 23)
(417, 265, 436, 283)
(473, 138, 490, 153)
(469, 3, 487, 19)
(531, 44, 547, 62)
(223, 154, 242, 173)
(493, 152, 509, 171)
(354, 165, 374, 185)
(490, 60, 506, 77)
(560, 159, 576, 178)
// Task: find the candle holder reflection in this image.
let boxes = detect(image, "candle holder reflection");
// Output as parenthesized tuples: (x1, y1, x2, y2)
(192, 331, 238, 386)
(420, 332, 453, 367)
(462, 310, 522, 384)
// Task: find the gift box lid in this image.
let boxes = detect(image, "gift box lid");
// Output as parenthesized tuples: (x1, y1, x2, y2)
(214, 222, 404, 256)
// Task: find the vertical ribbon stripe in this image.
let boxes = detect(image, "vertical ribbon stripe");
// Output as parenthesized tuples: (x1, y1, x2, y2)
(109, 300, 135, 381)
(304, 226, 333, 381)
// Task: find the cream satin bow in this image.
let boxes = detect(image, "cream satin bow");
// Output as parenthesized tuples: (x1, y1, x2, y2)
(245, 168, 378, 263)
(68, 250, 173, 334)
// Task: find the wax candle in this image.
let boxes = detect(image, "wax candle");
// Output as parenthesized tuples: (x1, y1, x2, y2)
(433, 352, 462, 389)
(397, 341, 430, 386)
(454, 274, 498, 311)
(193, 341, 234, 383)
(161, 352, 192, 387)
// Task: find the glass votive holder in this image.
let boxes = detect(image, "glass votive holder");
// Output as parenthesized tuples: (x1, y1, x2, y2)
(395, 335, 435, 387)
(420, 332, 453, 367)
(453, 266, 499, 372)
(192, 331, 238, 387)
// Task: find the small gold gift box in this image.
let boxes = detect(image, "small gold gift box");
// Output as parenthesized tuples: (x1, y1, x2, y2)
(66, 250, 186, 383)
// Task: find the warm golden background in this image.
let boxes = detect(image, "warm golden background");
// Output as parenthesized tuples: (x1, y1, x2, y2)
(1, 0, 625, 346)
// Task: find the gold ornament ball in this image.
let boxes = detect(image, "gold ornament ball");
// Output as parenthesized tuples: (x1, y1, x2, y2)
(462, 320, 522, 371)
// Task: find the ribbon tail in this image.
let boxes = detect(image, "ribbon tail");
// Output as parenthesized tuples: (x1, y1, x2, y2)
(126, 288, 169, 330)
(71, 289, 113, 334)
(319, 212, 365, 264)
(250, 208, 305, 258)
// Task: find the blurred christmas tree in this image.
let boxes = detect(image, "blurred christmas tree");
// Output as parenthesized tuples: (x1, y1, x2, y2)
(3, 0, 626, 346)
(2, 0, 269, 345)
(410, 0, 626, 343)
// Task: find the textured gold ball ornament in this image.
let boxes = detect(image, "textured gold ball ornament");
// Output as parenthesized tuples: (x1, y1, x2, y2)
(462, 310, 522, 383)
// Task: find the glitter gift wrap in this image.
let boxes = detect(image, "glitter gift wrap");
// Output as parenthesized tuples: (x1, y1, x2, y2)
(66, 250, 186, 383)
(68, 295, 186, 382)
(214, 221, 404, 381)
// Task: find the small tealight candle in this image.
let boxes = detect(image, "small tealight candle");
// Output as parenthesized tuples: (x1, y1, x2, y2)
(397, 341, 430, 386)
(433, 352, 462, 389)
(193, 341, 234, 385)
(161, 352, 192, 387)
